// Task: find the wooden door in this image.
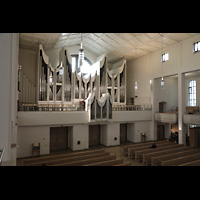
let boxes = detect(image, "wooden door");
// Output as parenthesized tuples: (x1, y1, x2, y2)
(157, 125, 165, 140)
(89, 125, 100, 147)
(120, 123, 127, 143)
(189, 127, 200, 147)
(50, 127, 68, 151)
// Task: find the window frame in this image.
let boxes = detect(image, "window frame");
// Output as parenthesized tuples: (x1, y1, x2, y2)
(193, 41, 200, 53)
(161, 52, 169, 62)
(71, 54, 92, 75)
(188, 80, 196, 106)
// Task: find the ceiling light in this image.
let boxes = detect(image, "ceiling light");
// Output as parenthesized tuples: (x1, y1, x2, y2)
(78, 33, 84, 68)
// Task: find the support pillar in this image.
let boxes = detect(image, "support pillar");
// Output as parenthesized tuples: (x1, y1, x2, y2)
(178, 72, 186, 145)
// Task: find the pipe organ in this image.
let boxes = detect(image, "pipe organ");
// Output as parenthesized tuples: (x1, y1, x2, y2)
(19, 44, 127, 122)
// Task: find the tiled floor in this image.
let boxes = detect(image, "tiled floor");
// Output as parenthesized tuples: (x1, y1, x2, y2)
(17, 143, 143, 166)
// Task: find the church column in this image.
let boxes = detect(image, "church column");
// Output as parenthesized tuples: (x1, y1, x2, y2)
(178, 72, 186, 145)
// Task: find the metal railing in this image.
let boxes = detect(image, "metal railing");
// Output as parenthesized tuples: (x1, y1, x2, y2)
(112, 104, 152, 111)
(0, 149, 5, 166)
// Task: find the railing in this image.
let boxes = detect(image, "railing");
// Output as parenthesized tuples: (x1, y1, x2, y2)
(112, 104, 152, 111)
(0, 149, 5, 166)
(18, 103, 84, 112)
(18, 103, 152, 112)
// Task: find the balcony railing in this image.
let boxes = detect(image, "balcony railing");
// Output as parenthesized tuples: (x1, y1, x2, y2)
(112, 104, 152, 111)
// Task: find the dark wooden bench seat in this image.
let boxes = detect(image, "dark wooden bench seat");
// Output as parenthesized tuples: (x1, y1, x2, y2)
(24, 149, 105, 166)
(135, 144, 184, 162)
(83, 159, 124, 166)
(178, 159, 200, 166)
(123, 140, 168, 156)
(161, 152, 200, 166)
(50, 155, 116, 166)
(128, 141, 175, 158)
(151, 148, 200, 166)
(26, 152, 110, 166)
(143, 146, 192, 166)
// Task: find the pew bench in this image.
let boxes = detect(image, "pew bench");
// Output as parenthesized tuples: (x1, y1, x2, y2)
(128, 141, 175, 159)
(123, 140, 168, 156)
(161, 152, 200, 166)
(143, 146, 192, 166)
(50, 155, 116, 166)
(178, 159, 200, 166)
(26, 152, 110, 166)
(24, 148, 105, 166)
(84, 159, 124, 166)
(151, 148, 200, 166)
(135, 144, 183, 163)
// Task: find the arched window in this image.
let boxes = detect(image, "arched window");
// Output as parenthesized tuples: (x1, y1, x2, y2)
(188, 80, 196, 106)
(71, 54, 93, 78)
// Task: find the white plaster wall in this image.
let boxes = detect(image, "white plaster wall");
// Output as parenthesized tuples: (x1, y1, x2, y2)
(18, 111, 88, 126)
(0, 33, 18, 165)
(101, 123, 120, 146)
(71, 124, 89, 151)
(134, 121, 152, 143)
(17, 126, 50, 158)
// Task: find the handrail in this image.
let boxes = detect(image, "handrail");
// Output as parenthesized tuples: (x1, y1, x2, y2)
(0, 149, 5, 166)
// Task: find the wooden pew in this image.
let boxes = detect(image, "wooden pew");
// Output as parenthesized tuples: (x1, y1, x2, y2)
(161, 153, 200, 166)
(50, 155, 116, 166)
(114, 163, 130, 166)
(26, 152, 110, 166)
(178, 159, 200, 166)
(128, 141, 175, 158)
(24, 149, 105, 166)
(143, 146, 192, 166)
(84, 159, 124, 166)
(135, 144, 184, 163)
(123, 140, 168, 156)
(151, 148, 200, 166)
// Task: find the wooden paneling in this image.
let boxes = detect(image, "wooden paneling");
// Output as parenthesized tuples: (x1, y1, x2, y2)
(89, 125, 100, 147)
(189, 127, 200, 148)
(157, 125, 165, 141)
(50, 127, 68, 151)
(120, 123, 127, 143)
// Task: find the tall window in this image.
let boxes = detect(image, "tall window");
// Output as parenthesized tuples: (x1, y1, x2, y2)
(71, 54, 93, 78)
(188, 80, 196, 106)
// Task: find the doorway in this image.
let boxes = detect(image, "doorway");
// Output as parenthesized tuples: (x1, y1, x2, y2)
(50, 127, 68, 152)
(120, 123, 127, 143)
(157, 124, 165, 140)
(89, 125, 101, 147)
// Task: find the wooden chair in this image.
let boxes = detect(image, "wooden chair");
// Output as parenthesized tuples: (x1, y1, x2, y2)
(32, 143, 40, 157)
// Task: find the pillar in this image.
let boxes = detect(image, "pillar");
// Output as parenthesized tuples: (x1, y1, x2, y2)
(178, 72, 186, 145)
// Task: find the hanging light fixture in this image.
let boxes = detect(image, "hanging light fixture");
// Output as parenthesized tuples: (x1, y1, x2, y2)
(161, 34, 164, 89)
(78, 33, 84, 69)
(135, 81, 138, 92)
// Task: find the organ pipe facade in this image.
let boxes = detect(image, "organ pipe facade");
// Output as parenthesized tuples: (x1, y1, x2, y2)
(20, 44, 127, 121)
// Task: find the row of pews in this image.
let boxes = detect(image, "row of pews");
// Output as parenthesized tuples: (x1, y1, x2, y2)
(123, 140, 200, 166)
(24, 148, 129, 166)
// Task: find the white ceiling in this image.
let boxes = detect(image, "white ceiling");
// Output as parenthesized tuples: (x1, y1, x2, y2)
(19, 33, 199, 62)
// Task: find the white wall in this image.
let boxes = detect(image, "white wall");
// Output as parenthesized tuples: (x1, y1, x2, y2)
(70, 125, 89, 151)
(17, 126, 50, 158)
(0, 33, 18, 165)
(127, 34, 200, 106)
(100, 123, 120, 146)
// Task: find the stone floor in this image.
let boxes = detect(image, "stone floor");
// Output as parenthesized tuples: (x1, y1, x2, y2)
(17, 142, 143, 166)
